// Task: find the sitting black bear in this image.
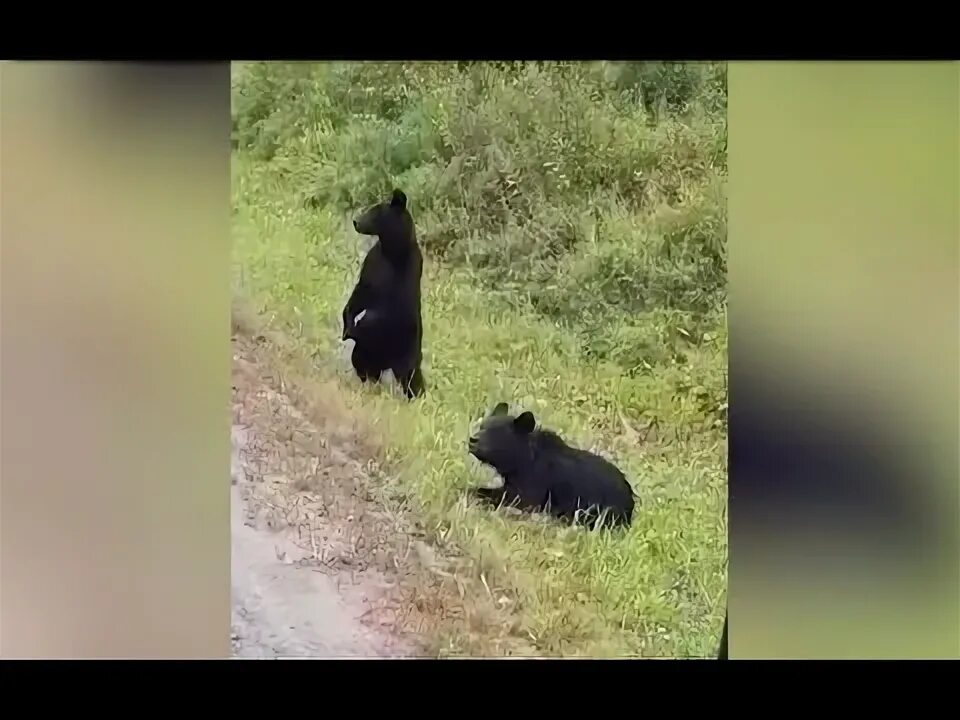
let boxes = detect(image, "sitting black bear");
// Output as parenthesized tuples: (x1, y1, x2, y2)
(467, 402, 636, 529)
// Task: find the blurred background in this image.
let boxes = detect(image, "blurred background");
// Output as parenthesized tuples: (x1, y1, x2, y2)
(0, 62, 231, 658)
(1, 60, 956, 659)
(729, 61, 958, 658)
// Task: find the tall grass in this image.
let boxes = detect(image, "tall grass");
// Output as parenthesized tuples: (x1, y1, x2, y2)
(232, 60, 727, 657)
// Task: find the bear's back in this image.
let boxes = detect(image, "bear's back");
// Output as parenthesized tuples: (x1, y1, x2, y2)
(531, 435, 634, 515)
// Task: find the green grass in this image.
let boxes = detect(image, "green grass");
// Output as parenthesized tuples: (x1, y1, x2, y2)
(232, 60, 727, 657)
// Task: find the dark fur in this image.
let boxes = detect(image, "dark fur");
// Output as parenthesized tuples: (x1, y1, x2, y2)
(717, 611, 727, 659)
(342, 189, 425, 399)
(467, 403, 636, 530)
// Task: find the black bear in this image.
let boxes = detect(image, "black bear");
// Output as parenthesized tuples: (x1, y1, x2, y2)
(341, 189, 425, 399)
(467, 402, 636, 529)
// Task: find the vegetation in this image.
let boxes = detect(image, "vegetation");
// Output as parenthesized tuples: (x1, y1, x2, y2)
(232, 60, 727, 657)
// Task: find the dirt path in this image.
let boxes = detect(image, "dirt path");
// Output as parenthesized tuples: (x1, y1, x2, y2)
(230, 333, 418, 659)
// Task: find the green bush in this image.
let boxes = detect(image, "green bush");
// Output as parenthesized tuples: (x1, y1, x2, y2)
(233, 61, 726, 320)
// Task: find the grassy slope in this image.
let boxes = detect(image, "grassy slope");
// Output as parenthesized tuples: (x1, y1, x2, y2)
(232, 61, 727, 657)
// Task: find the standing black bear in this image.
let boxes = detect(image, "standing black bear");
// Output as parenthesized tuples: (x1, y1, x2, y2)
(467, 402, 636, 529)
(341, 189, 425, 399)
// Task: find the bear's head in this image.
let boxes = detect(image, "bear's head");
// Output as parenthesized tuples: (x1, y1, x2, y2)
(468, 402, 537, 474)
(353, 189, 413, 245)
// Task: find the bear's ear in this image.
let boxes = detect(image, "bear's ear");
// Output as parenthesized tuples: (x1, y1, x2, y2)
(513, 411, 535, 435)
(390, 189, 407, 210)
(491, 402, 509, 416)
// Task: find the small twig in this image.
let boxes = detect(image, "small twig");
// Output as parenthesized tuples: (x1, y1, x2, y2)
(480, 573, 493, 599)
(310, 527, 320, 560)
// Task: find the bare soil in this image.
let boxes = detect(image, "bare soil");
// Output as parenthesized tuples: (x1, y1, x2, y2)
(230, 331, 422, 658)
(229, 302, 536, 659)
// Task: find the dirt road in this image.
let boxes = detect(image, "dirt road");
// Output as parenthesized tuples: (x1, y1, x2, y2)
(230, 333, 418, 659)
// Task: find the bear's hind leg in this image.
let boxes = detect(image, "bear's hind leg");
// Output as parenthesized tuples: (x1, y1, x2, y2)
(352, 344, 382, 383)
(393, 364, 426, 400)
